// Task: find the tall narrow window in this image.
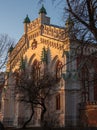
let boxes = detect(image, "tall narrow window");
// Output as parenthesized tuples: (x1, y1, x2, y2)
(56, 94, 60, 110)
(94, 73, 97, 101)
(56, 60, 62, 80)
(81, 65, 90, 102)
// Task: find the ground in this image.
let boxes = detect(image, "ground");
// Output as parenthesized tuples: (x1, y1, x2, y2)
(5, 127, 97, 130)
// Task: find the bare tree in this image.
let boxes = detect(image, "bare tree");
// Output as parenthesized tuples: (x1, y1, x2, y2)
(39, 0, 97, 46)
(14, 68, 59, 128)
(65, 0, 97, 44)
(33, 0, 97, 127)
(0, 34, 15, 71)
(0, 34, 15, 97)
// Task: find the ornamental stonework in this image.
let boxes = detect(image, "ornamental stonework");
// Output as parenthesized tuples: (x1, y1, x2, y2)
(31, 39, 37, 50)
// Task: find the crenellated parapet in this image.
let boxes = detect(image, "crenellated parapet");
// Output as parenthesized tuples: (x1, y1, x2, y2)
(27, 18, 41, 33)
(41, 25, 65, 40)
(7, 35, 28, 71)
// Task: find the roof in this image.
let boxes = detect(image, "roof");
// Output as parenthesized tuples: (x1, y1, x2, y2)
(44, 23, 64, 29)
(23, 15, 30, 23)
(39, 5, 47, 15)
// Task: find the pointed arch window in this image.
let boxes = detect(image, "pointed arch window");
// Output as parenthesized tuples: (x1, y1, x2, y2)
(56, 60, 62, 79)
(31, 60, 40, 81)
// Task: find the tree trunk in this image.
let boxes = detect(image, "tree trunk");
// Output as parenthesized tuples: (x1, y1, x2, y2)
(22, 105, 34, 128)
(40, 99, 47, 127)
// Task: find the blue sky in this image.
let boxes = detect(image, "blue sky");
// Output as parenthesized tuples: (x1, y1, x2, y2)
(0, 0, 66, 43)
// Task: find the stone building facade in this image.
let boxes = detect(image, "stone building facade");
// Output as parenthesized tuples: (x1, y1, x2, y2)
(1, 5, 97, 128)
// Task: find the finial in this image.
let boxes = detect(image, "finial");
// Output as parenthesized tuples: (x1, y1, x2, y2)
(8, 45, 14, 53)
(39, 4, 47, 15)
(23, 14, 30, 23)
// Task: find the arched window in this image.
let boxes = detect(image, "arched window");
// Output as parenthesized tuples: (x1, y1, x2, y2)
(31, 60, 40, 81)
(56, 60, 62, 80)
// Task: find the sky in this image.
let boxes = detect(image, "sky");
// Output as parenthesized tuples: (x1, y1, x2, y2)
(0, 0, 66, 43)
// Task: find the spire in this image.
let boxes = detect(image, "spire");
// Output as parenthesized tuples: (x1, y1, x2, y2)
(8, 45, 14, 53)
(39, 5, 47, 15)
(23, 14, 30, 23)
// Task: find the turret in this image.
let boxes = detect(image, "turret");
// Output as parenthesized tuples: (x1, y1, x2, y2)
(39, 5, 50, 24)
(8, 45, 14, 55)
(23, 15, 30, 34)
(39, 4, 47, 15)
